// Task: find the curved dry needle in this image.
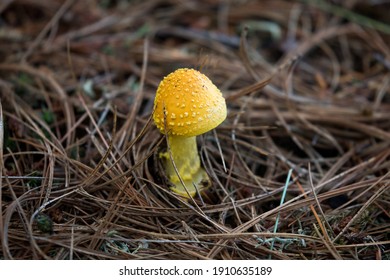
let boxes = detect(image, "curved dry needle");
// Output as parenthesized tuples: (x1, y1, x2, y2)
(269, 168, 292, 258)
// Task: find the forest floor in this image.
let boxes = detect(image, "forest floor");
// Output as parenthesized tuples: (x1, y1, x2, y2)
(0, 0, 389, 259)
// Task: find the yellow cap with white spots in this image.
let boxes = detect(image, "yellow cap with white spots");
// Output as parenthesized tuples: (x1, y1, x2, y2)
(153, 68, 226, 137)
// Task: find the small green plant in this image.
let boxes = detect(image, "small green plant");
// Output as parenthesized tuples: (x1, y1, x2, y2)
(35, 213, 53, 234)
(41, 107, 55, 125)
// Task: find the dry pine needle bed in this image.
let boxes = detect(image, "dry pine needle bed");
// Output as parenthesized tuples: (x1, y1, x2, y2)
(0, 0, 389, 260)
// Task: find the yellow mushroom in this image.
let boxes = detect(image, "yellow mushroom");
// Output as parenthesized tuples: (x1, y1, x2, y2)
(153, 68, 227, 198)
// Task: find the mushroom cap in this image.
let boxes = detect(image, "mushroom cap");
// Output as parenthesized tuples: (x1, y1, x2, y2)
(153, 68, 227, 137)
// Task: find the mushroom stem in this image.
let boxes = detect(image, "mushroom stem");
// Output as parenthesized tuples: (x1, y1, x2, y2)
(160, 135, 209, 197)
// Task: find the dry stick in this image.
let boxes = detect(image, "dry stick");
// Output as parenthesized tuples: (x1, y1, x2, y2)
(225, 54, 300, 102)
(374, 201, 390, 219)
(308, 165, 334, 237)
(333, 171, 390, 243)
(308, 164, 342, 259)
(213, 129, 227, 173)
(39, 142, 55, 208)
(239, 26, 263, 81)
(119, 38, 149, 149)
(226, 75, 273, 102)
(268, 169, 292, 258)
